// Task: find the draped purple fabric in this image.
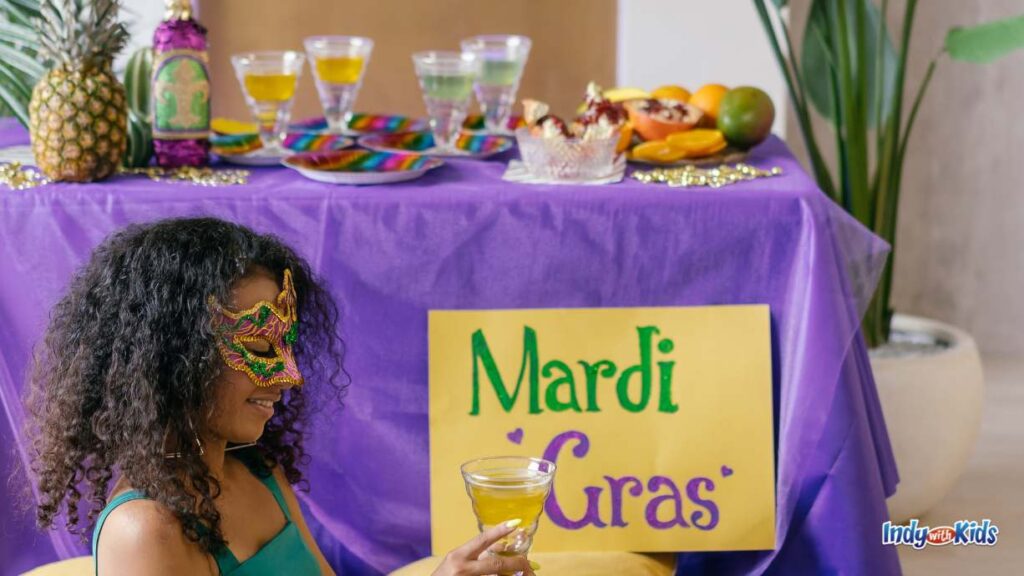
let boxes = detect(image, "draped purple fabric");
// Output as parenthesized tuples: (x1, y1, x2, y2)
(0, 119, 899, 575)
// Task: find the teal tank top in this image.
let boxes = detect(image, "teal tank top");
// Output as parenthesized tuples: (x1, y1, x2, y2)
(92, 460, 322, 575)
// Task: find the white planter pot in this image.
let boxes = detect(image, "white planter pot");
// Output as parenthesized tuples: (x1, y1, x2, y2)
(870, 314, 984, 523)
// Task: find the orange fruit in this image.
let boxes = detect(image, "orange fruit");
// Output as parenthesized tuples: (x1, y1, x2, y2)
(651, 85, 691, 103)
(632, 140, 688, 163)
(666, 129, 726, 156)
(688, 84, 729, 121)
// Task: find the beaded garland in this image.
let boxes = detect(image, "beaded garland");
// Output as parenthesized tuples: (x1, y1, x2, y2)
(0, 162, 249, 189)
(632, 163, 783, 188)
(210, 269, 304, 388)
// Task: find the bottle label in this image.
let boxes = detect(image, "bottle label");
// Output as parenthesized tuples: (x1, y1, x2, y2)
(152, 49, 210, 139)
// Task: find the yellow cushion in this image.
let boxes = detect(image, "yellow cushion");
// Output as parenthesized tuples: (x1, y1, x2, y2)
(19, 556, 93, 576)
(389, 552, 676, 576)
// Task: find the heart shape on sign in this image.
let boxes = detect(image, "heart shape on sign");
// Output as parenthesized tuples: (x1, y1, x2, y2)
(721, 465, 734, 477)
(506, 428, 524, 445)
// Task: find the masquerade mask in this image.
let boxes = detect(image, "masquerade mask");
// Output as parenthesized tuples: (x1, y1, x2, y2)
(211, 269, 303, 387)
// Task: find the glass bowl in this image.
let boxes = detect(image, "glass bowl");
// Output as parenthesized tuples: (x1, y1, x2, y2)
(514, 127, 619, 180)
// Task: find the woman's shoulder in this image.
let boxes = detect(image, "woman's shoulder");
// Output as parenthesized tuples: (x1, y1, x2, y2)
(96, 494, 213, 575)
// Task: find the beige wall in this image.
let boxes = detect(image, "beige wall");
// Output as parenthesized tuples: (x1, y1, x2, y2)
(201, 0, 616, 122)
(786, 0, 1024, 356)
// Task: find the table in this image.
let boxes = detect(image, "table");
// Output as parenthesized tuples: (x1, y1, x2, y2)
(0, 119, 900, 575)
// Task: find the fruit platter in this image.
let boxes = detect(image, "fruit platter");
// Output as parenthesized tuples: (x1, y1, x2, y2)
(588, 83, 776, 166)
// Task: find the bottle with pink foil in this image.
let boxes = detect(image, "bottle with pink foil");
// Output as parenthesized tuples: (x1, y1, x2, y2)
(152, 0, 210, 167)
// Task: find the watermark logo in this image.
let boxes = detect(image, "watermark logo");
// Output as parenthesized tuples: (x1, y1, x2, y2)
(882, 519, 999, 549)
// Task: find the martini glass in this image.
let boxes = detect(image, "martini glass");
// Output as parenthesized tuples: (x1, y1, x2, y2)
(462, 456, 555, 574)
(460, 35, 531, 134)
(231, 51, 305, 152)
(304, 36, 373, 134)
(412, 51, 480, 153)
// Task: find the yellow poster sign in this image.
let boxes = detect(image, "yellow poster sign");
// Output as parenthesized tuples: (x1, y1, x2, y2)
(429, 306, 775, 553)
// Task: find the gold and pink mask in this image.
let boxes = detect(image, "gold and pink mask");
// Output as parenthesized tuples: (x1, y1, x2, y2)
(210, 269, 304, 387)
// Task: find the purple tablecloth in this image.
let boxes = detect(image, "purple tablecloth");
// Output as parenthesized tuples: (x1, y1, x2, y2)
(0, 118, 899, 575)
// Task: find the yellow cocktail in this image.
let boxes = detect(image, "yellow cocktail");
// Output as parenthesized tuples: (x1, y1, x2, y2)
(243, 73, 299, 101)
(305, 36, 374, 134)
(231, 51, 305, 150)
(314, 56, 364, 84)
(468, 472, 549, 526)
(462, 456, 555, 567)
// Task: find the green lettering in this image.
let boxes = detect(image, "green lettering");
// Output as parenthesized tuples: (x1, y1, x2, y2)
(578, 360, 617, 412)
(470, 326, 541, 415)
(616, 326, 658, 412)
(543, 360, 581, 412)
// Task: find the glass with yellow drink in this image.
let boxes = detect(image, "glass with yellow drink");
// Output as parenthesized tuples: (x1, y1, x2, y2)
(304, 36, 374, 134)
(231, 51, 305, 151)
(462, 456, 555, 572)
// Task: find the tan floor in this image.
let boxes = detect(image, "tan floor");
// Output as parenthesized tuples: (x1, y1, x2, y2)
(897, 356, 1024, 574)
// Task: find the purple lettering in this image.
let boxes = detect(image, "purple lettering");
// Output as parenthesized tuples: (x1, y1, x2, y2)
(603, 475, 643, 527)
(645, 475, 688, 529)
(543, 430, 607, 529)
(686, 477, 719, 530)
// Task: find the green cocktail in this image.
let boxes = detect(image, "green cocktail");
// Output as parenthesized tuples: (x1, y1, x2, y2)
(413, 51, 480, 152)
(461, 36, 532, 133)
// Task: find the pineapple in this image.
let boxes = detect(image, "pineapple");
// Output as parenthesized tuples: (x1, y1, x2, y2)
(29, 0, 130, 182)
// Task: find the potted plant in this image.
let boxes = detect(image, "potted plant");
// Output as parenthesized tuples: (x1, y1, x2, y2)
(753, 0, 1024, 520)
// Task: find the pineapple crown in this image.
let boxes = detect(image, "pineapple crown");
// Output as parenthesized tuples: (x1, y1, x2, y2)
(37, 0, 130, 71)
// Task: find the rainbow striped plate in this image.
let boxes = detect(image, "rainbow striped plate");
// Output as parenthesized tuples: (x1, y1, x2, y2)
(211, 133, 354, 166)
(282, 150, 444, 185)
(290, 113, 430, 135)
(462, 114, 526, 134)
(357, 131, 514, 159)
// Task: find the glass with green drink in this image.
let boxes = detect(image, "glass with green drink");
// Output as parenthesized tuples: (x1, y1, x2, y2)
(412, 51, 480, 152)
(460, 35, 531, 134)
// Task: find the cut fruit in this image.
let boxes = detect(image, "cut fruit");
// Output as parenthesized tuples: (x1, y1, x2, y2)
(212, 117, 258, 135)
(617, 122, 634, 152)
(694, 139, 728, 157)
(666, 129, 726, 156)
(625, 99, 703, 142)
(631, 140, 688, 163)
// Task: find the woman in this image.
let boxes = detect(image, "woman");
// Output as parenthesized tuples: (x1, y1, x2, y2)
(26, 217, 536, 576)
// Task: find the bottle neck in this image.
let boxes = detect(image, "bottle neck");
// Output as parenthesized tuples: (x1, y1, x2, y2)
(165, 0, 193, 20)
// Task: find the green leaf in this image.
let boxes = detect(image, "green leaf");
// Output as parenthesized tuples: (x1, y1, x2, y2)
(0, 61, 32, 99)
(772, 0, 788, 7)
(946, 14, 1024, 63)
(124, 46, 153, 118)
(0, 1, 39, 30)
(0, 71, 30, 126)
(802, 0, 897, 125)
(0, 43, 44, 78)
(0, 19, 38, 46)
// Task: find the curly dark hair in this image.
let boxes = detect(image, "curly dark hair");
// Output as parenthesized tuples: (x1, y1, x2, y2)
(24, 216, 346, 552)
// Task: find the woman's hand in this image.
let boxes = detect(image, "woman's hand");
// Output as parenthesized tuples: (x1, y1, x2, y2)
(431, 520, 539, 576)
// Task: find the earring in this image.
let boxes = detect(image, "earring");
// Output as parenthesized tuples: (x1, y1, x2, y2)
(163, 416, 205, 459)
